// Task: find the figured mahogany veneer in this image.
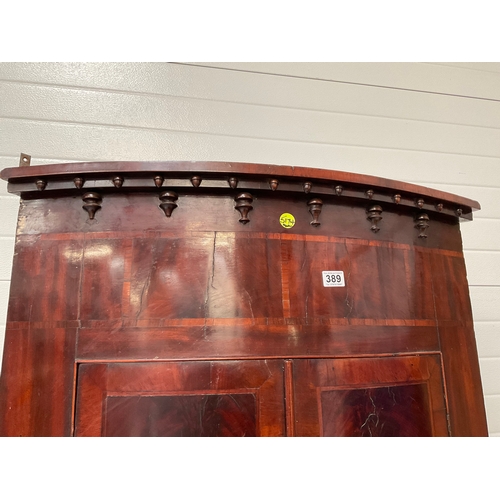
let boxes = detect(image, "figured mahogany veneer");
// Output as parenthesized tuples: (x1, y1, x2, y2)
(0, 160, 488, 437)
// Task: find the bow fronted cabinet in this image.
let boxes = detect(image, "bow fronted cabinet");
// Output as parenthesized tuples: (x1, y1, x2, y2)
(0, 161, 488, 436)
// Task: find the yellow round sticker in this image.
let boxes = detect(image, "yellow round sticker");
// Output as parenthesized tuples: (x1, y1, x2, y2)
(280, 213, 296, 229)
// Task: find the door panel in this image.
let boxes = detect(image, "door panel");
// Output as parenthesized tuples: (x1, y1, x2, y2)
(103, 393, 258, 437)
(319, 383, 433, 437)
(75, 359, 285, 437)
(291, 355, 449, 437)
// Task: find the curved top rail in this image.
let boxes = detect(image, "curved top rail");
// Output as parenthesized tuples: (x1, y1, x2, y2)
(0, 160, 480, 216)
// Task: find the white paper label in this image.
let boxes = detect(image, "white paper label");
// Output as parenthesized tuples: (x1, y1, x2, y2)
(322, 271, 345, 287)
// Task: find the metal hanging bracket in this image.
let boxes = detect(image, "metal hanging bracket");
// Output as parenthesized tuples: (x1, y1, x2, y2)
(19, 153, 31, 167)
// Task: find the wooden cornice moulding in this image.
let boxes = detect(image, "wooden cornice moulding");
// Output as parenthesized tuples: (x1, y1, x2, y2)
(0, 160, 480, 221)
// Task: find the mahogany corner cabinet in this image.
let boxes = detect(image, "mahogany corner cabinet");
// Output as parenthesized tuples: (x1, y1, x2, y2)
(0, 160, 488, 437)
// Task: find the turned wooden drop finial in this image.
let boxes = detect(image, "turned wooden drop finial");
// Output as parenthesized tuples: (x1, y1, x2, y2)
(366, 205, 383, 233)
(415, 212, 430, 238)
(416, 198, 425, 209)
(366, 189, 375, 199)
(307, 198, 323, 227)
(154, 175, 164, 188)
(159, 191, 178, 218)
(82, 192, 102, 220)
(112, 176, 124, 188)
(436, 203, 444, 212)
(74, 177, 84, 189)
(35, 179, 47, 191)
(393, 194, 401, 204)
(269, 179, 279, 191)
(228, 177, 238, 189)
(234, 192, 254, 224)
(335, 185, 343, 196)
(303, 181, 312, 194)
(191, 176, 202, 188)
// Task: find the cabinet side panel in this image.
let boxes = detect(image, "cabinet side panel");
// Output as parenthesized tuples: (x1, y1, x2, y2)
(0, 201, 81, 436)
(6, 235, 84, 323)
(430, 252, 488, 436)
(431, 252, 474, 322)
(439, 325, 488, 436)
(0, 327, 76, 436)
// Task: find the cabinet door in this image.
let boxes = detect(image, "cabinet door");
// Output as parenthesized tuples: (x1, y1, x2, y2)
(75, 360, 285, 436)
(291, 355, 449, 436)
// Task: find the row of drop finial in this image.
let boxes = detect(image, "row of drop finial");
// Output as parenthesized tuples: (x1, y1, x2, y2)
(81, 190, 431, 239)
(31, 174, 458, 218)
